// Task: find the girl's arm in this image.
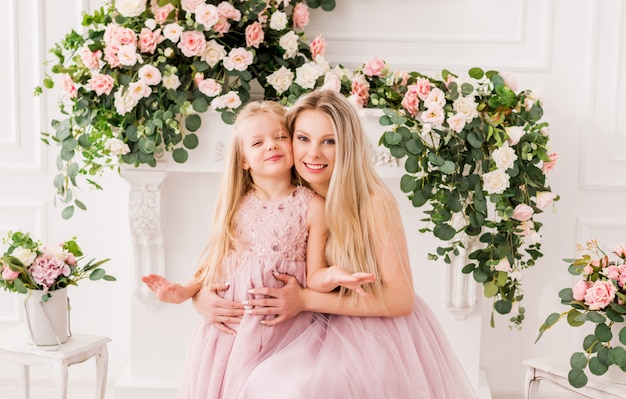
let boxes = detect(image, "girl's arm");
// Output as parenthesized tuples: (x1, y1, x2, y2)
(142, 274, 202, 304)
(304, 195, 377, 296)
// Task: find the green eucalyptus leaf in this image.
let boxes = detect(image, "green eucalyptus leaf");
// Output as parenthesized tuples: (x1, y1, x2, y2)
(183, 133, 199, 149)
(185, 114, 201, 132)
(568, 369, 588, 388)
(172, 148, 188, 163)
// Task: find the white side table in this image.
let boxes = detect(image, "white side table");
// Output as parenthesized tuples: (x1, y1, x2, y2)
(524, 357, 626, 399)
(0, 325, 111, 399)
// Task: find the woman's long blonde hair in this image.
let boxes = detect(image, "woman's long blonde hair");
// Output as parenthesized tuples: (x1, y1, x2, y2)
(286, 90, 405, 299)
(195, 101, 289, 286)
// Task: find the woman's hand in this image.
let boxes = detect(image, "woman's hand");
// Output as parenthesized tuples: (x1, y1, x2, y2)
(327, 267, 377, 297)
(244, 272, 306, 326)
(142, 274, 191, 304)
(192, 283, 245, 335)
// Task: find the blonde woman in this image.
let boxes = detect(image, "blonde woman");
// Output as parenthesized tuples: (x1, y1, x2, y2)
(194, 91, 479, 398)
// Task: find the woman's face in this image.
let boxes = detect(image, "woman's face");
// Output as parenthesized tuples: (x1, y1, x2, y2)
(291, 109, 336, 197)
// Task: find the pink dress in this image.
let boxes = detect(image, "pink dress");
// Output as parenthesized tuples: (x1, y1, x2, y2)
(179, 185, 478, 398)
(177, 186, 316, 399)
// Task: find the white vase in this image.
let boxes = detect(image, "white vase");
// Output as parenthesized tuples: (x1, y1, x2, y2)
(23, 287, 70, 347)
(605, 323, 626, 384)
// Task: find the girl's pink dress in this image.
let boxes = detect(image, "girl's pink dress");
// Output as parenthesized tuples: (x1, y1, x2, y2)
(179, 185, 478, 398)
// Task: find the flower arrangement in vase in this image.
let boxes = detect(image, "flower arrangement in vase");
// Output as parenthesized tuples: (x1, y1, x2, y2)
(537, 239, 626, 387)
(0, 231, 115, 300)
(37, 0, 558, 327)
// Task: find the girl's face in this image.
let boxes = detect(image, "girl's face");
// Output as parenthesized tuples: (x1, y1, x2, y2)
(291, 109, 336, 197)
(240, 114, 293, 180)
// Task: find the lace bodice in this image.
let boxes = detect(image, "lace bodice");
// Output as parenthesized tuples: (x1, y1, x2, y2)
(233, 186, 314, 262)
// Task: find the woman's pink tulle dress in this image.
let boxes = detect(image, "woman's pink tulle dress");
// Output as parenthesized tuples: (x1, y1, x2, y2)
(177, 186, 478, 399)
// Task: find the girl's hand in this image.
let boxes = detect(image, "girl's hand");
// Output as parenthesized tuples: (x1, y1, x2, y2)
(329, 268, 378, 297)
(192, 283, 245, 335)
(244, 272, 305, 326)
(142, 274, 190, 304)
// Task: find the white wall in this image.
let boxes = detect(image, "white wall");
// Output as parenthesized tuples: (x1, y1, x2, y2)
(0, 1, 625, 398)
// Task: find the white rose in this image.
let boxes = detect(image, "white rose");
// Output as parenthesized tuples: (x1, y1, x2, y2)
(424, 88, 446, 109)
(212, 91, 241, 110)
(446, 112, 466, 133)
(163, 23, 183, 43)
(42, 244, 68, 262)
(420, 106, 445, 127)
(115, 0, 146, 17)
(104, 138, 131, 156)
(162, 74, 181, 90)
(202, 40, 227, 67)
(492, 143, 517, 170)
(524, 231, 541, 246)
(12, 247, 36, 267)
(114, 88, 138, 115)
(195, 4, 219, 30)
(528, 86, 544, 102)
(267, 66, 294, 94)
(482, 169, 510, 195)
(295, 63, 322, 89)
(128, 81, 151, 101)
(270, 11, 288, 30)
(145, 18, 156, 31)
(138, 65, 162, 86)
(453, 96, 478, 123)
(117, 44, 141, 66)
(279, 31, 299, 59)
(321, 71, 341, 92)
(505, 126, 525, 146)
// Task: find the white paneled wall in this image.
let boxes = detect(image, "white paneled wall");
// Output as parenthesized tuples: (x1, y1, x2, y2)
(0, 1, 625, 399)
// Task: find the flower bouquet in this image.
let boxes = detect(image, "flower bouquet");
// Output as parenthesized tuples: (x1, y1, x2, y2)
(0, 231, 115, 301)
(537, 240, 626, 388)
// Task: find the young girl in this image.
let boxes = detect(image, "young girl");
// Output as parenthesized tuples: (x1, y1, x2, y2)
(142, 100, 374, 398)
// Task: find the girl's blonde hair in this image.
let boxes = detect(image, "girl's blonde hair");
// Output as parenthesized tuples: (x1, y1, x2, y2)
(286, 90, 406, 300)
(195, 101, 289, 286)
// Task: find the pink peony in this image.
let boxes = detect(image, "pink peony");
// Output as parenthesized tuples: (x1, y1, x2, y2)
(583, 280, 616, 310)
(60, 74, 77, 98)
(29, 256, 71, 289)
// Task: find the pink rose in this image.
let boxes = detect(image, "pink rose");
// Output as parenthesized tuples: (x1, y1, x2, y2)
(618, 267, 626, 289)
(177, 30, 206, 57)
(217, 2, 242, 21)
(401, 87, 420, 117)
(321, 72, 341, 92)
(152, 3, 176, 24)
(60, 74, 77, 98)
(88, 73, 115, 96)
(213, 18, 231, 36)
(606, 265, 620, 280)
(572, 280, 589, 301)
(363, 57, 386, 77)
(512, 204, 534, 221)
(181, 0, 204, 13)
(542, 152, 559, 172)
(584, 280, 616, 310)
(245, 22, 264, 48)
(535, 191, 557, 209)
(2, 265, 19, 281)
(350, 74, 370, 107)
(614, 244, 626, 258)
(80, 47, 101, 70)
(104, 45, 120, 68)
(138, 28, 163, 54)
(415, 77, 432, 100)
(310, 35, 326, 60)
(292, 3, 309, 29)
(198, 78, 222, 97)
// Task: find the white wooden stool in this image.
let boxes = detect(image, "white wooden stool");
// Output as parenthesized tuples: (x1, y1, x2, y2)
(524, 357, 626, 399)
(0, 325, 111, 399)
